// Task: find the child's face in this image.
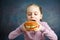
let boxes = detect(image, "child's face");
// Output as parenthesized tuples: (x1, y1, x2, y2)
(26, 5, 42, 22)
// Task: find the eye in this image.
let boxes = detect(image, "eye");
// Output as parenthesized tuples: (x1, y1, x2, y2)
(34, 13, 37, 15)
(34, 12, 38, 15)
(27, 12, 32, 16)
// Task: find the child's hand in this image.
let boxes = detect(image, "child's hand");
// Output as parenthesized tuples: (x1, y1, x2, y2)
(36, 22, 45, 32)
(22, 25, 27, 32)
(39, 24, 45, 32)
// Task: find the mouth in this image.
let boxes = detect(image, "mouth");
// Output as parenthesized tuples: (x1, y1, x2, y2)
(31, 20, 36, 21)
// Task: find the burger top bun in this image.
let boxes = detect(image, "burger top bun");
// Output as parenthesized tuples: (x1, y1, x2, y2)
(24, 21, 38, 27)
(24, 21, 40, 31)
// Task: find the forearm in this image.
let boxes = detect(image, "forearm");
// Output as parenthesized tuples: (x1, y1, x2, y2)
(8, 27, 23, 39)
(41, 22, 58, 40)
(44, 29, 58, 40)
(8, 31, 20, 40)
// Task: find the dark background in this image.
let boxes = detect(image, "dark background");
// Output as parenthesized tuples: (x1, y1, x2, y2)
(0, 0, 60, 40)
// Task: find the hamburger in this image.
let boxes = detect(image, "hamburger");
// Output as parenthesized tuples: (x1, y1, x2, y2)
(24, 21, 40, 31)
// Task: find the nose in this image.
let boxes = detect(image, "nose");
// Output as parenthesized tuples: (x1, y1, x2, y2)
(31, 13, 34, 18)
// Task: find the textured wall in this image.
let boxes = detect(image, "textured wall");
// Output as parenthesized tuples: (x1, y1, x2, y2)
(0, 0, 60, 40)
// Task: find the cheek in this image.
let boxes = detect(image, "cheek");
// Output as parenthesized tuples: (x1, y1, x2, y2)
(38, 14, 42, 18)
(36, 15, 40, 18)
(27, 16, 30, 19)
(35, 16, 41, 20)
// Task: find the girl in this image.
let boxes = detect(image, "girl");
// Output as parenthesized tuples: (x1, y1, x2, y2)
(8, 4, 58, 40)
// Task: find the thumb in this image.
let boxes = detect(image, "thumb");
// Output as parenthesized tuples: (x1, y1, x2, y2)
(21, 25, 27, 32)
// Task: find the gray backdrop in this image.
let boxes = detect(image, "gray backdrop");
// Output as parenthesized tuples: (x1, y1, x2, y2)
(0, 0, 60, 40)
